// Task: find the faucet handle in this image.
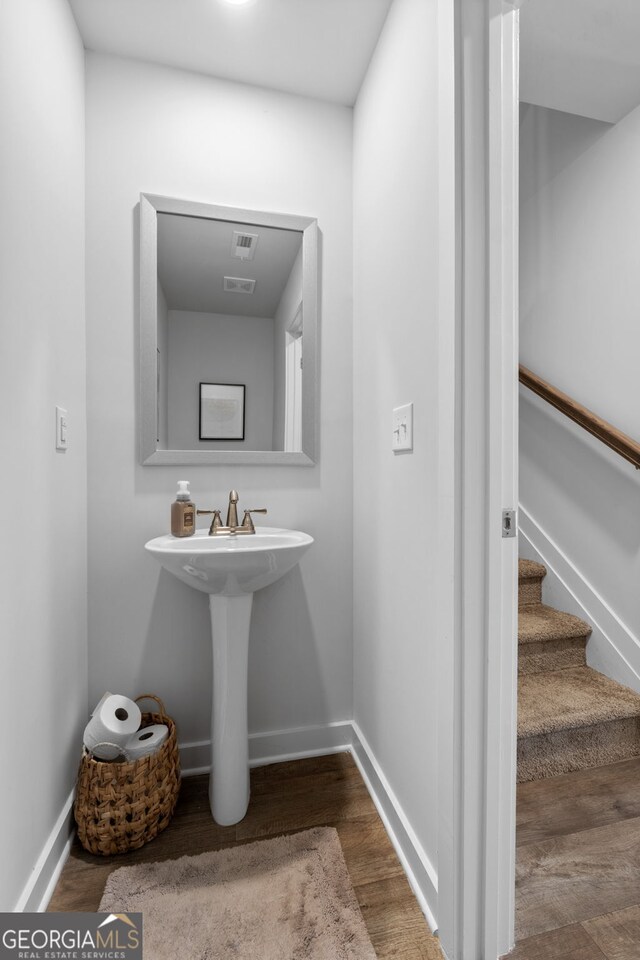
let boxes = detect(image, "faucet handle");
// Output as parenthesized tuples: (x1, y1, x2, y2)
(197, 508, 223, 535)
(240, 508, 267, 533)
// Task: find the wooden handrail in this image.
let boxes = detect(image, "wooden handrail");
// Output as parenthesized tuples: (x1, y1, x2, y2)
(519, 365, 640, 470)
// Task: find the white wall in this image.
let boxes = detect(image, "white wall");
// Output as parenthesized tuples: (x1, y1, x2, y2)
(353, 0, 440, 877)
(520, 102, 640, 651)
(85, 53, 353, 747)
(0, 0, 87, 910)
(167, 310, 275, 451)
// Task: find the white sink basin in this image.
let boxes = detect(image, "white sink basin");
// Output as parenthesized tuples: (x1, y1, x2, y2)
(145, 526, 313, 596)
(145, 525, 313, 826)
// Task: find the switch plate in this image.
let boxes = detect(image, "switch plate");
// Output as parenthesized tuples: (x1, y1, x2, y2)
(56, 406, 68, 450)
(392, 403, 413, 452)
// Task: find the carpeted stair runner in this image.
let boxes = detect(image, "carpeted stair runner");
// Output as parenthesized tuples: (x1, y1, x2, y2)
(517, 559, 640, 782)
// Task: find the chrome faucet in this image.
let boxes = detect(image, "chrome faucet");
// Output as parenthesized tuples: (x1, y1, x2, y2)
(198, 490, 267, 536)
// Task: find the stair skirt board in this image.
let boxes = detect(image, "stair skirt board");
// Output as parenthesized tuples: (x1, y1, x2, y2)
(518, 715, 640, 782)
(519, 508, 640, 696)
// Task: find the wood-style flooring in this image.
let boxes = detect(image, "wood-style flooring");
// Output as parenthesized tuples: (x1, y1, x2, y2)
(508, 756, 640, 960)
(49, 752, 443, 960)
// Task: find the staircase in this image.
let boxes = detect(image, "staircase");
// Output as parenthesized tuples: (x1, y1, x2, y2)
(517, 559, 640, 781)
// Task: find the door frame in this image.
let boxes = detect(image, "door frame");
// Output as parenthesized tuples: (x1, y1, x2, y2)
(437, 1, 520, 957)
(284, 328, 303, 452)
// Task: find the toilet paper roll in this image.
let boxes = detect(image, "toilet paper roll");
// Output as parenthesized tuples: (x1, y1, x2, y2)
(91, 691, 112, 716)
(83, 694, 142, 761)
(124, 723, 169, 761)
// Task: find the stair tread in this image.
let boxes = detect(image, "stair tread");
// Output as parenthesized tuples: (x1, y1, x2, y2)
(518, 666, 640, 739)
(518, 603, 592, 645)
(518, 558, 546, 581)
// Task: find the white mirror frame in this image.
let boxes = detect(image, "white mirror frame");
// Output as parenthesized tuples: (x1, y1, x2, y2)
(139, 193, 319, 465)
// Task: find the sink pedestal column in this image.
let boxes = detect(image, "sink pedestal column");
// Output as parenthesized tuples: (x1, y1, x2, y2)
(208, 593, 253, 825)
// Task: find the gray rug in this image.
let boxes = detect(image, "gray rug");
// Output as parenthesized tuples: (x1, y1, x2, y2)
(99, 826, 377, 960)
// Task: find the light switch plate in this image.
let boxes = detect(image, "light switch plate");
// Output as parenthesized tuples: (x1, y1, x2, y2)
(392, 402, 413, 452)
(56, 406, 68, 450)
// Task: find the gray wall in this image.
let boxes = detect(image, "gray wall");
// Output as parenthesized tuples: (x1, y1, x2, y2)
(0, 0, 87, 910)
(85, 53, 353, 747)
(167, 310, 275, 451)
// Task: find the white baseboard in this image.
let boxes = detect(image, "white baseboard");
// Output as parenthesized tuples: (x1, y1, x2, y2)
(181, 719, 439, 934)
(179, 720, 354, 776)
(14, 789, 76, 913)
(350, 722, 439, 935)
(520, 505, 640, 692)
(27, 719, 440, 936)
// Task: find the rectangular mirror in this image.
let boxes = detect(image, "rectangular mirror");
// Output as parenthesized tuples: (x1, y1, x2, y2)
(139, 193, 318, 465)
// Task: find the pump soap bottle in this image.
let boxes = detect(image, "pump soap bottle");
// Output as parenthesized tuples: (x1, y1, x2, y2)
(171, 480, 195, 538)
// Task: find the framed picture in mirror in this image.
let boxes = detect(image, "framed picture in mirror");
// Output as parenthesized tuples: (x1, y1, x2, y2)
(199, 382, 245, 441)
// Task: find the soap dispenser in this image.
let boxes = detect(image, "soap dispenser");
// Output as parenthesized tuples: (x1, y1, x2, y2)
(171, 480, 195, 538)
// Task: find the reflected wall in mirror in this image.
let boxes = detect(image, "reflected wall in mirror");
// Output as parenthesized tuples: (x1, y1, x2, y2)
(140, 194, 318, 465)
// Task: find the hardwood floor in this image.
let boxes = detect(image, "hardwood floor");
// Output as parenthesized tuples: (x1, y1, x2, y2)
(508, 756, 640, 960)
(49, 752, 443, 960)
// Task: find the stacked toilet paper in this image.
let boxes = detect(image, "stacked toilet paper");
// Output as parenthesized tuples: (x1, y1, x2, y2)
(83, 693, 169, 762)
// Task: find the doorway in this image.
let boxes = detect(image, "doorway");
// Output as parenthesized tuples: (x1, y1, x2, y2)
(284, 304, 303, 453)
(511, 1, 640, 956)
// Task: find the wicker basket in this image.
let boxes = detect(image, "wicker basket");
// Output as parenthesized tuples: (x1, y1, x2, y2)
(74, 694, 181, 856)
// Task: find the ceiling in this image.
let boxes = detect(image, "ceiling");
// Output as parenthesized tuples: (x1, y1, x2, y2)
(67, 0, 640, 127)
(68, 0, 394, 106)
(520, 0, 640, 123)
(157, 214, 302, 317)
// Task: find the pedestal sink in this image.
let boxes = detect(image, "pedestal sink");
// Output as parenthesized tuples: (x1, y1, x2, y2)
(144, 527, 313, 825)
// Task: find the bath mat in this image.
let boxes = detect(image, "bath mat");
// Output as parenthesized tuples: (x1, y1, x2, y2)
(99, 826, 377, 960)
